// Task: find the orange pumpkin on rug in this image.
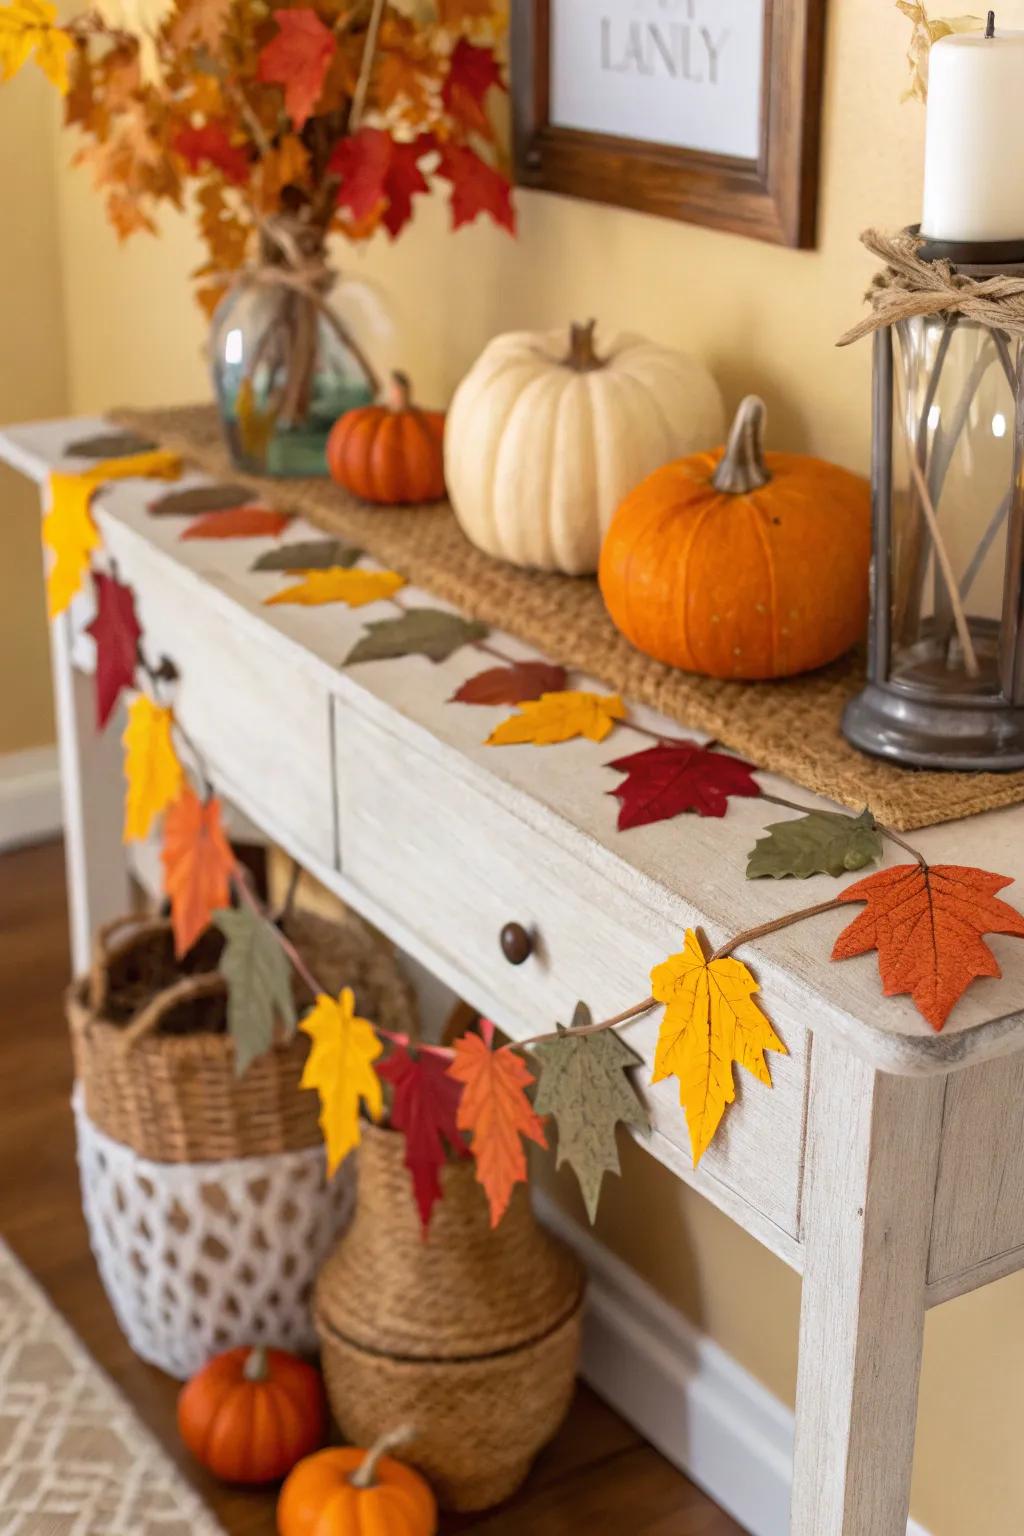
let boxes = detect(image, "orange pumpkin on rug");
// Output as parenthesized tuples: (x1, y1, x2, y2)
(327, 372, 446, 505)
(278, 1431, 437, 1536)
(598, 395, 871, 681)
(178, 1344, 327, 1484)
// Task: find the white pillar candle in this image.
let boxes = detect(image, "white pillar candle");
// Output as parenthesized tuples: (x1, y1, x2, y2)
(921, 14, 1024, 244)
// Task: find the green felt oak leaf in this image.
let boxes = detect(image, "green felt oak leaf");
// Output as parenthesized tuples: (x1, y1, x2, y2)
(746, 807, 883, 880)
(344, 608, 488, 666)
(65, 430, 158, 459)
(532, 1002, 650, 1223)
(148, 483, 252, 516)
(252, 538, 363, 573)
(213, 905, 296, 1077)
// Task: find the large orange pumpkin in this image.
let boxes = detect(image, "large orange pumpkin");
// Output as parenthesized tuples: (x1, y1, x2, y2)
(598, 395, 871, 680)
(278, 1431, 437, 1536)
(177, 1344, 327, 1484)
(327, 372, 445, 505)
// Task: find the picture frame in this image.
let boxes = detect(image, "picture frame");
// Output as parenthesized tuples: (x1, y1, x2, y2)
(511, 0, 827, 249)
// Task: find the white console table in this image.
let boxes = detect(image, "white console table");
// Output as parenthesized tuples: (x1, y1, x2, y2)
(5, 417, 1024, 1536)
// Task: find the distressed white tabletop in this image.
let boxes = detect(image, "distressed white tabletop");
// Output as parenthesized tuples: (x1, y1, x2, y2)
(5, 414, 1024, 1079)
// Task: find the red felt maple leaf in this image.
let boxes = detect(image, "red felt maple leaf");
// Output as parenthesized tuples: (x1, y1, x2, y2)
(180, 506, 293, 540)
(174, 121, 249, 186)
(86, 571, 141, 730)
(607, 742, 760, 830)
(447, 1025, 546, 1226)
(331, 129, 435, 239)
(162, 788, 235, 957)
(832, 863, 1024, 1030)
(436, 144, 515, 233)
(450, 660, 568, 707)
(257, 8, 337, 130)
(378, 1042, 468, 1233)
(442, 38, 504, 137)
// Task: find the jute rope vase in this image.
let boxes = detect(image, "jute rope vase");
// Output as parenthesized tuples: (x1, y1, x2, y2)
(315, 1124, 584, 1511)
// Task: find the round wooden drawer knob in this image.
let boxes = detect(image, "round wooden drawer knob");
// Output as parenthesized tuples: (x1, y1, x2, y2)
(500, 922, 533, 966)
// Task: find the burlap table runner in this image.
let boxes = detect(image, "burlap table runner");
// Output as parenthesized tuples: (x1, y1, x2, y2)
(114, 404, 1024, 832)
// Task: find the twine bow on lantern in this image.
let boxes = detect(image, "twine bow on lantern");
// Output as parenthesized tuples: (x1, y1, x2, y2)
(214, 214, 382, 430)
(838, 228, 1024, 346)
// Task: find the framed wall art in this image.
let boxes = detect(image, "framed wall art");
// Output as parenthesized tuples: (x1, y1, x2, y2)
(511, 0, 827, 249)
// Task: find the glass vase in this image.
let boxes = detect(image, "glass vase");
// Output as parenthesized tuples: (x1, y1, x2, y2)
(210, 250, 377, 478)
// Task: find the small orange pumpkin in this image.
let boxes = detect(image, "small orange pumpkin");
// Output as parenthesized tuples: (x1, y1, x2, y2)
(598, 395, 871, 681)
(278, 1429, 437, 1536)
(177, 1344, 326, 1485)
(327, 371, 446, 505)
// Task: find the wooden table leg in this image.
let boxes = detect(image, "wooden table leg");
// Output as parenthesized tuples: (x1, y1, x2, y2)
(790, 1033, 946, 1536)
(48, 603, 133, 972)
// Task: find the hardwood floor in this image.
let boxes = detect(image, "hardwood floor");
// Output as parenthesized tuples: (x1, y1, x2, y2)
(0, 838, 745, 1536)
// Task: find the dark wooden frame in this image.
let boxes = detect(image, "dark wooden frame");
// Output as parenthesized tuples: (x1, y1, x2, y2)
(511, 0, 827, 249)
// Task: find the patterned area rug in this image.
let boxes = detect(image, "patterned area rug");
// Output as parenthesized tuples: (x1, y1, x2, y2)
(0, 1239, 224, 1536)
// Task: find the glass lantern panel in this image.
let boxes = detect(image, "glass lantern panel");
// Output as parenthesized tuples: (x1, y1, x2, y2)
(888, 314, 1023, 697)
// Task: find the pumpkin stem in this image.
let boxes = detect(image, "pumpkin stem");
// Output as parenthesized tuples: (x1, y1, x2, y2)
(711, 395, 772, 495)
(349, 1425, 416, 1489)
(386, 371, 413, 412)
(563, 319, 605, 373)
(242, 1345, 270, 1383)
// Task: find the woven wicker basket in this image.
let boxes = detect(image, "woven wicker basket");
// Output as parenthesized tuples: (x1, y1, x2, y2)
(315, 1124, 584, 1511)
(67, 908, 418, 1163)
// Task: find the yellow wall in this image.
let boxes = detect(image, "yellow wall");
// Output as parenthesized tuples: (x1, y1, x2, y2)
(7, 2, 1024, 1530)
(0, 68, 66, 753)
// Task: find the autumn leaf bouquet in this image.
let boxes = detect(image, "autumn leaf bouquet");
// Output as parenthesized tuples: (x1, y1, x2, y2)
(0, 0, 513, 473)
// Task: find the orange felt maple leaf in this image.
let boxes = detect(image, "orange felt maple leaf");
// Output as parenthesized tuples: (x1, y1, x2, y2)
(447, 1026, 547, 1226)
(832, 863, 1024, 1030)
(257, 8, 337, 131)
(162, 788, 235, 957)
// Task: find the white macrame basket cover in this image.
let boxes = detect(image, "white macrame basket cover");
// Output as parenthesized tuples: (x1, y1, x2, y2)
(73, 1085, 353, 1379)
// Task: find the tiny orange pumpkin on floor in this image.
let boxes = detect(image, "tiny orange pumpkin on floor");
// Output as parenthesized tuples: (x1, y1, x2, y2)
(598, 395, 871, 681)
(177, 1344, 327, 1485)
(278, 1428, 437, 1536)
(327, 372, 446, 505)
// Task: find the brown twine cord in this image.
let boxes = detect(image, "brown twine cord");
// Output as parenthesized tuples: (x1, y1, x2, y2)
(838, 227, 1024, 347)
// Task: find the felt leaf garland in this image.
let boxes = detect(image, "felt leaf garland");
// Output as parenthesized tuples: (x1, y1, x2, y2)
(265, 568, 406, 608)
(149, 482, 251, 516)
(64, 430, 157, 459)
(747, 808, 883, 880)
(607, 742, 760, 829)
(214, 904, 296, 1076)
(162, 788, 235, 957)
(181, 505, 292, 539)
(532, 1002, 650, 1223)
(488, 691, 626, 747)
(831, 862, 1024, 1030)
(252, 539, 362, 573)
(450, 660, 568, 706)
(378, 1042, 467, 1232)
(447, 1027, 548, 1226)
(122, 694, 183, 841)
(651, 930, 786, 1166)
(86, 571, 141, 729)
(300, 987, 383, 1175)
(44, 450, 180, 615)
(345, 608, 488, 666)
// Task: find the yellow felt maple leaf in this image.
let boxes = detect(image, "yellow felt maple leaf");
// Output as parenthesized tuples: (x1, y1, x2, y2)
(122, 694, 184, 842)
(650, 929, 786, 1166)
(43, 450, 181, 617)
(0, 0, 72, 92)
(264, 568, 406, 609)
(300, 987, 383, 1174)
(487, 690, 625, 747)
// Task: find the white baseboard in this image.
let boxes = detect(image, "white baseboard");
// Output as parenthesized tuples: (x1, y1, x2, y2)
(0, 745, 61, 852)
(536, 1192, 931, 1536)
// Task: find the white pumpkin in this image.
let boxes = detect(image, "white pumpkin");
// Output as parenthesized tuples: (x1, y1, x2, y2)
(444, 321, 725, 576)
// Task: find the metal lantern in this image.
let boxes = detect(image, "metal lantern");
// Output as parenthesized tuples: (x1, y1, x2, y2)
(843, 234, 1024, 769)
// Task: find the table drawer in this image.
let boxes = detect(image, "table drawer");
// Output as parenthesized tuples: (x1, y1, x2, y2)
(335, 702, 807, 1239)
(99, 526, 337, 865)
